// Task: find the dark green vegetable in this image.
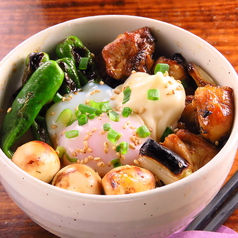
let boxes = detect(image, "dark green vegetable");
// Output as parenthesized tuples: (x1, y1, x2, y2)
(160, 127, 174, 142)
(21, 51, 50, 85)
(56, 36, 101, 85)
(56, 36, 86, 61)
(111, 158, 122, 168)
(57, 57, 81, 95)
(0, 60, 64, 158)
(31, 116, 53, 146)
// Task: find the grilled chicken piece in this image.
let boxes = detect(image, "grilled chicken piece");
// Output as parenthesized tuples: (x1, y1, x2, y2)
(179, 95, 199, 133)
(162, 129, 219, 171)
(154, 56, 187, 81)
(193, 85, 234, 143)
(102, 27, 155, 80)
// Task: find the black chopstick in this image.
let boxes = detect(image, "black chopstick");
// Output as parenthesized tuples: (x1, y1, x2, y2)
(185, 170, 238, 231)
(202, 189, 238, 231)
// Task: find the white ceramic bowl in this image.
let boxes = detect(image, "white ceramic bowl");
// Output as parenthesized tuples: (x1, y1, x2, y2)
(0, 15, 237, 238)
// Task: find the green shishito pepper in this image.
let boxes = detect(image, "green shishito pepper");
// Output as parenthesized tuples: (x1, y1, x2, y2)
(57, 57, 81, 95)
(56, 36, 101, 85)
(0, 60, 64, 158)
(56, 36, 87, 60)
(21, 51, 50, 85)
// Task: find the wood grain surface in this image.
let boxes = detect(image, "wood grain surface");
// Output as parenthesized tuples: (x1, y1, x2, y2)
(0, 0, 237, 237)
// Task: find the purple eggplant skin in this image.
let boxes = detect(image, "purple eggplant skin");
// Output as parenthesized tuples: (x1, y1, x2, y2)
(139, 138, 190, 175)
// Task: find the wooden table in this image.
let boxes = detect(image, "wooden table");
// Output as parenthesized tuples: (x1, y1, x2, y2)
(0, 0, 237, 237)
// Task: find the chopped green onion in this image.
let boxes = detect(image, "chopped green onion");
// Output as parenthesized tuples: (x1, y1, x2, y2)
(116, 142, 129, 154)
(100, 101, 112, 112)
(78, 104, 101, 116)
(65, 153, 78, 163)
(122, 86, 131, 104)
(160, 127, 174, 142)
(147, 89, 160, 100)
(108, 110, 120, 122)
(154, 63, 169, 74)
(90, 100, 112, 112)
(79, 57, 89, 70)
(65, 130, 80, 138)
(88, 113, 96, 120)
(53, 92, 63, 103)
(122, 107, 132, 117)
(111, 158, 122, 168)
(75, 109, 81, 118)
(107, 129, 122, 144)
(136, 125, 151, 138)
(103, 123, 111, 131)
(56, 109, 73, 126)
(56, 146, 66, 158)
(67, 118, 77, 127)
(78, 113, 88, 126)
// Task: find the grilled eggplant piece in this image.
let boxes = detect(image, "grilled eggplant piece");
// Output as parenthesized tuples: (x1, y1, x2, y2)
(193, 85, 234, 143)
(154, 56, 187, 81)
(188, 63, 217, 87)
(162, 129, 219, 171)
(138, 138, 192, 185)
(102, 27, 155, 80)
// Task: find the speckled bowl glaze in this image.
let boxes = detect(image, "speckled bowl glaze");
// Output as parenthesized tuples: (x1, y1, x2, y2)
(0, 15, 237, 238)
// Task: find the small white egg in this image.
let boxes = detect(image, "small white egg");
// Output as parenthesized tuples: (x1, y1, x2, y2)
(102, 165, 156, 195)
(12, 141, 60, 183)
(52, 164, 102, 195)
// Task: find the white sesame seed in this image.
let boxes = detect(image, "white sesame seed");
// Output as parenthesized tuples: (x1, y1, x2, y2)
(51, 124, 57, 129)
(129, 143, 136, 149)
(94, 157, 101, 161)
(134, 159, 139, 165)
(87, 148, 93, 153)
(114, 88, 121, 94)
(97, 161, 105, 167)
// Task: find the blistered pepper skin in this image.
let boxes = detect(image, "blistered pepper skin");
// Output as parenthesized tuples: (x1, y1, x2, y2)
(0, 60, 64, 158)
(21, 51, 50, 85)
(56, 36, 87, 61)
(57, 57, 81, 94)
(56, 36, 101, 85)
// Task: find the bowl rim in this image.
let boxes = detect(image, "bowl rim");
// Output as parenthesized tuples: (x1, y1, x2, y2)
(0, 14, 238, 202)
